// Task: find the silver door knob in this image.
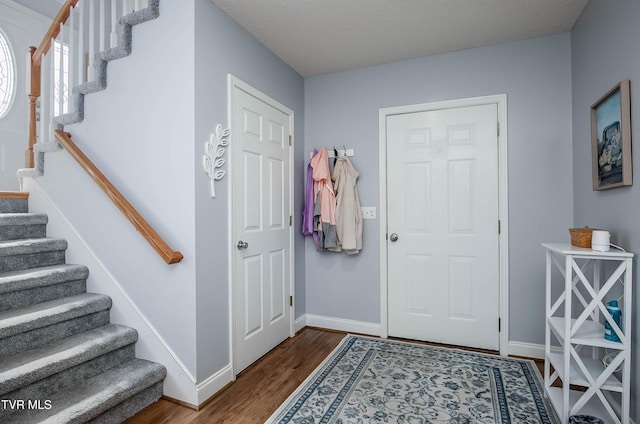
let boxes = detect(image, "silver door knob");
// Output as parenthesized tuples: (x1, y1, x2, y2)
(237, 240, 249, 250)
(389, 233, 399, 242)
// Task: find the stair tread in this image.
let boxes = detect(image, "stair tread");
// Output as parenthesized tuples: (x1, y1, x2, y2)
(0, 264, 89, 294)
(0, 213, 48, 225)
(0, 293, 111, 339)
(0, 324, 137, 395)
(3, 358, 166, 424)
(0, 238, 67, 257)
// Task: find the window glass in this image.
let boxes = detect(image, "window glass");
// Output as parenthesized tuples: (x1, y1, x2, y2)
(0, 29, 16, 119)
(53, 40, 69, 116)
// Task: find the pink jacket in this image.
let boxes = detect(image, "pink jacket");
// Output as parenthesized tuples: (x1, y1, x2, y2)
(311, 147, 336, 226)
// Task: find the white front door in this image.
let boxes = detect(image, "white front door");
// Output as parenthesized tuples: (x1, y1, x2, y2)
(386, 103, 500, 350)
(230, 77, 293, 373)
(0, 1, 47, 190)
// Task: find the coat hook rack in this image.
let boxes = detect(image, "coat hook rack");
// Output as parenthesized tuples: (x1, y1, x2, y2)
(310, 147, 355, 159)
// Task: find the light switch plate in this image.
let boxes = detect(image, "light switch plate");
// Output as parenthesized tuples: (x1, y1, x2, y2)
(361, 207, 376, 220)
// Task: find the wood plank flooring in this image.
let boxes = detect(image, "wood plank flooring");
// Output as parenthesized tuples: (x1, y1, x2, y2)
(125, 327, 543, 424)
(124, 328, 345, 424)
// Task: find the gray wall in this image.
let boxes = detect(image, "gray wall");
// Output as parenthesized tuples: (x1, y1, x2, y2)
(304, 33, 574, 345)
(571, 0, 640, 418)
(193, 0, 305, 381)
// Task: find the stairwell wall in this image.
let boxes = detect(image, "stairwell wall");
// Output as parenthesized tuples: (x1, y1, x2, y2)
(34, 0, 197, 374)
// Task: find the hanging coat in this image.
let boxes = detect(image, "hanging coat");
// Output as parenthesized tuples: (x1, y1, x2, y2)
(302, 149, 320, 250)
(329, 156, 362, 254)
(311, 147, 337, 249)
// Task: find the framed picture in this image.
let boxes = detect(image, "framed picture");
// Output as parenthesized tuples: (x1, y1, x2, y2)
(591, 80, 632, 190)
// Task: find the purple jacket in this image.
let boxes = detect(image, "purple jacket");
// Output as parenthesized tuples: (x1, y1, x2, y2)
(302, 149, 319, 249)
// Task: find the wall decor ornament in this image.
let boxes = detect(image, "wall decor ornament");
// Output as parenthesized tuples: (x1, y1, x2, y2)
(203, 124, 230, 197)
(591, 80, 632, 190)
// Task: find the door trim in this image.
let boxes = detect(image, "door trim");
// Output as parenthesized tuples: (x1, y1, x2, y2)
(379, 94, 509, 356)
(227, 75, 295, 376)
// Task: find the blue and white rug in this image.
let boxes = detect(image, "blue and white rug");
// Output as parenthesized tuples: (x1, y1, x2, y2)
(266, 335, 558, 424)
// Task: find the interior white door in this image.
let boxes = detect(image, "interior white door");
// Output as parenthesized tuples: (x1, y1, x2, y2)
(0, 1, 47, 190)
(386, 103, 500, 350)
(231, 79, 293, 373)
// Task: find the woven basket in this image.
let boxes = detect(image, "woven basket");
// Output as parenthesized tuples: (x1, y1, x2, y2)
(569, 226, 598, 248)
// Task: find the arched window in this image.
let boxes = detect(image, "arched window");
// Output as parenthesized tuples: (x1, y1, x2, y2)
(0, 28, 16, 119)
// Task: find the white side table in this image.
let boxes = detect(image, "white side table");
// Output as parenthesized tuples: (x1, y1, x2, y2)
(542, 243, 633, 424)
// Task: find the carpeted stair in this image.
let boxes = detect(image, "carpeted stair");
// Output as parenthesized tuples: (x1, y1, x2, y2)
(0, 195, 166, 423)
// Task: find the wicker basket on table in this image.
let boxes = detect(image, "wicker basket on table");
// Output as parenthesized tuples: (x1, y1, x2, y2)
(569, 226, 599, 248)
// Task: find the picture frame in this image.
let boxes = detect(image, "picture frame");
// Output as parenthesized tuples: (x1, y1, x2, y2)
(591, 80, 632, 190)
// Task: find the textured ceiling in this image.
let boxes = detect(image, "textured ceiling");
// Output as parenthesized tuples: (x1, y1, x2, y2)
(212, 0, 589, 77)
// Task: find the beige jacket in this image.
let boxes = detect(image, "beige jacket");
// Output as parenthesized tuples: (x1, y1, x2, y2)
(330, 156, 362, 254)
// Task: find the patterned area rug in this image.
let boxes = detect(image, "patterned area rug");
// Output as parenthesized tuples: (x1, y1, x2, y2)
(266, 335, 558, 424)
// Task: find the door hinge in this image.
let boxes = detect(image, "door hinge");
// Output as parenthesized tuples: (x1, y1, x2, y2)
(289, 135, 292, 146)
(497, 122, 500, 137)
(289, 215, 293, 226)
(289, 295, 293, 307)
(498, 318, 501, 332)
(498, 220, 501, 235)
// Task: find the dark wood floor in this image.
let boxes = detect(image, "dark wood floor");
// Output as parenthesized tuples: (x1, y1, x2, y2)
(125, 328, 345, 424)
(125, 328, 543, 424)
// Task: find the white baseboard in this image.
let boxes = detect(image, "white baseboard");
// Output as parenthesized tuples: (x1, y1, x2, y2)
(304, 314, 381, 336)
(294, 315, 306, 333)
(196, 364, 234, 407)
(507, 340, 546, 359)
(300, 316, 550, 363)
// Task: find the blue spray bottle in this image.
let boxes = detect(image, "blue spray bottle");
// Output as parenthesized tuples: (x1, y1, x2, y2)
(604, 300, 622, 343)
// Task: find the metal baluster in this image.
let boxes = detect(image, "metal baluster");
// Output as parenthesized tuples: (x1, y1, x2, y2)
(40, 44, 50, 144)
(58, 23, 64, 115)
(99, 0, 105, 53)
(49, 37, 55, 121)
(69, 4, 75, 101)
(88, 0, 95, 81)
(110, 0, 118, 48)
(77, 1, 84, 85)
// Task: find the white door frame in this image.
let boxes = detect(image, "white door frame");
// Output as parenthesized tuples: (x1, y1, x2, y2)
(227, 75, 295, 376)
(379, 94, 509, 356)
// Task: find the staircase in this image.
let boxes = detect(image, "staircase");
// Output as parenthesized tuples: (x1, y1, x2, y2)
(24, 0, 162, 177)
(0, 194, 166, 423)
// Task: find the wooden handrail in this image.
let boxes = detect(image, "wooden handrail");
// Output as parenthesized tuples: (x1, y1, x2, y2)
(0, 192, 29, 199)
(55, 130, 184, 265)
(32, 0, 79, 66)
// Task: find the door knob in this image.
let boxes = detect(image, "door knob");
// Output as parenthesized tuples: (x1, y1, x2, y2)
(237, 240, 249, 250)
(389, 233, 399, 242)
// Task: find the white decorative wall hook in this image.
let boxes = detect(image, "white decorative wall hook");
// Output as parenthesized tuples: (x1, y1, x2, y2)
(203, 124, 230, 197)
